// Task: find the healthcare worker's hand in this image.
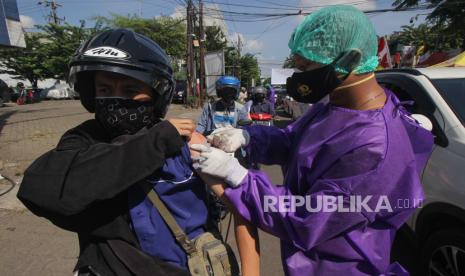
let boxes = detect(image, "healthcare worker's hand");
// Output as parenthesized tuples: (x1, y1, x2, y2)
(190, 144, 248, 187)
(207, 127, 250, 153)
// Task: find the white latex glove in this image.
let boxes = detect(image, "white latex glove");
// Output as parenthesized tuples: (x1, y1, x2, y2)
(190, 144, 248, 187)
(206, 127, 250, 153)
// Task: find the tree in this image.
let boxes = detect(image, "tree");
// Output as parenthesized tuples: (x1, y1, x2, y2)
(96, 14, 187, 60)
(393, 0, 465, 49)
(239, 53, 260, 88)
(204, 25, 227, 52)
(38, 22, 99, 79)
(0, 33, 48, 87)
(224, 46, 239, 76)
(388, 23, 462, 52)
(283, 54, 295, 68)
(0, 21, 99, 87)
(262, 77, 271, 86)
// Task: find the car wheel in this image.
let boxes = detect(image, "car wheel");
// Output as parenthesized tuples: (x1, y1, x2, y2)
(420, 228, 465, 276)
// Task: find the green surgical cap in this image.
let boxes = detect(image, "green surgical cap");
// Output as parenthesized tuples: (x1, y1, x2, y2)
(288, 5, 379, 74)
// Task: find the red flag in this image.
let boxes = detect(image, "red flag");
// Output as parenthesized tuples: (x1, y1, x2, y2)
(377, 37, 392, 69)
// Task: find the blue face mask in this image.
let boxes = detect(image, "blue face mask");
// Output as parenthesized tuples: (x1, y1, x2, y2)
(95, 97, 159, 138)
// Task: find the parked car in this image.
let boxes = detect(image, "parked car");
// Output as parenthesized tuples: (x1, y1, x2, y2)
(376, 68, 465, 276)
(41, 81, 75, 100)
(172, 80, 186, 104)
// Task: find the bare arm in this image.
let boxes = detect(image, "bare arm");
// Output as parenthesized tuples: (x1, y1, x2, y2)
(234, 211, 260, 276)
(200, 174, 260, 276)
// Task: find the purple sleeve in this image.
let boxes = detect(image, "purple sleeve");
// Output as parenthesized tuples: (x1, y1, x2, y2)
(244, 102, 326, 165)
(244, 125, 293, 166)
(224, 170, 368, 251)
(268, 87, 276, 105)
(224, 133, 389, 251)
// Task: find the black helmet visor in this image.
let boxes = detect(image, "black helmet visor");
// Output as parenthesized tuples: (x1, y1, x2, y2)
(69, 63, 172, 96)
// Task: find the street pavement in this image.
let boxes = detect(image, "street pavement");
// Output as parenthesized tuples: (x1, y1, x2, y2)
(0, 100, 286, 276)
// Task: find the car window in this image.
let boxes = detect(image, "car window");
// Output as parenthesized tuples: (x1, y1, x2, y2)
(379, 79, 448, 147)
(380, 83, 417, 114)
(432, 78, 465, 127)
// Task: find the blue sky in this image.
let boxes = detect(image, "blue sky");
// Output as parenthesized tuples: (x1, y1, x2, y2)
(17, 0, 430, 77)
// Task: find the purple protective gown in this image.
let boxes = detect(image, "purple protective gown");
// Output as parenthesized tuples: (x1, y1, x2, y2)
(224, 90, 433, 276)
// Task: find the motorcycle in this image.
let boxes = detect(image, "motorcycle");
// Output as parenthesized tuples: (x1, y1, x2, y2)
(249, 112, 273, 126)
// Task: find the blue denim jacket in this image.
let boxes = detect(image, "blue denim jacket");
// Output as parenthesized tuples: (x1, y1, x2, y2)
(128, 145, 208, 269)
(196, 100, 249, 136)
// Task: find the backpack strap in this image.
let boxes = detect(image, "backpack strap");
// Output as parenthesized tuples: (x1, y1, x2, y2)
(139, 181, 197, 255)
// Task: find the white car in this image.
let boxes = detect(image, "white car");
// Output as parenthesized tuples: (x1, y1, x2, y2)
(41, 81, 76, 99)
(376, 68, 465, 276)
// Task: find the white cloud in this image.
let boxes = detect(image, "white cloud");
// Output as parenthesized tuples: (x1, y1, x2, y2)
(170, 4, 229, 36)
(170, 5, 184, 19)
(20, 15, 35, 29)
(228, 32, 263, 53)
(244, 39, 263, 52)
(172, 4, 264, 54)
(293, 1, 378, 23)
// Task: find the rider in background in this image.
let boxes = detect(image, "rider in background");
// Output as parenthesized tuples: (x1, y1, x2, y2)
(265, 84, 276, 106)
(249, 86, 275, 117)
(196, 76, 249, 136)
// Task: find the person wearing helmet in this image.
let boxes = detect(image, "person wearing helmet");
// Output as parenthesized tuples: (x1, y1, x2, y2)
(196, 76, 249, 136)
(190, 5, 434, 276)
(17, 29, 209, 276)
(249, 86, 275, 117)
(264, 84, 276, 106)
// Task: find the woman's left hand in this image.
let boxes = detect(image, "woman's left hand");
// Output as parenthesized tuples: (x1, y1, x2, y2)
(190, 144, 248, 187)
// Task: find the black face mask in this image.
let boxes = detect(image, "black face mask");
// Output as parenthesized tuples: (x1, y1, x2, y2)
(95, 97, 159, 139)
(218, 87, 237, 105)
(253, 93, 265, 103)
(286, 64, 346, 104)
(286, 50, 362, 104)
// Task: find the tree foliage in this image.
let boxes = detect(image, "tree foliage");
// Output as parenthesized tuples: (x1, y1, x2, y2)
(0, 22, 100, 87)
(392, 0, 465, 49)
(204, 25, 227, 52)
(96, 14, 187, 60)
(283, 54, 295, 68)
(0, 33, 47, 87)
(0, 13, 260, 90)
(388, 23, 462, 52)
(239, 53, 260, 87)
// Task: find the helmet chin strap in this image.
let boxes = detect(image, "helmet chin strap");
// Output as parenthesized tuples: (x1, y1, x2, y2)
(334, 74, 374, 91)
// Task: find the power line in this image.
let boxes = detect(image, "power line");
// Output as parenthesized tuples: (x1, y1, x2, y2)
(254, 0, 371, 9)
(203, 4, 433, 19)
(223, 0, 237, 33)
(203, 0, 299, 11)
(253, 16, 293, 41)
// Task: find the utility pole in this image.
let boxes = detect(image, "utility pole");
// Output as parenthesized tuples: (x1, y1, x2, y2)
(237, 34, 242, 81)
(186, 0, 194, 101)
(137, 0, 143, 17)
(198, 0, 206, 105)
(38, 0, 64, 24)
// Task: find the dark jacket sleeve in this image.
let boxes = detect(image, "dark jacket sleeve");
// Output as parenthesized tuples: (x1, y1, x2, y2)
(17, 119, 184, 218)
